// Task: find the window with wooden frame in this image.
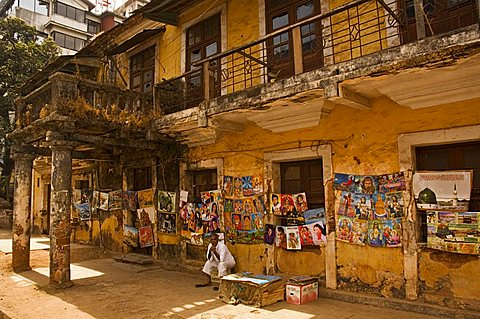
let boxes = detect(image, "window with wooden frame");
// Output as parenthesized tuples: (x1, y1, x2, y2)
(191, 169, 217, 203)
(130, 46, 155, 93)
(266, 0, 322, 79)
(415, 141, 480, 241)
(185, 14, 221, 105)
(280, 159, 324, 209)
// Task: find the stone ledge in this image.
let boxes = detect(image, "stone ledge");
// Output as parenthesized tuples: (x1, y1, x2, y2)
(318, 288, 480, 319)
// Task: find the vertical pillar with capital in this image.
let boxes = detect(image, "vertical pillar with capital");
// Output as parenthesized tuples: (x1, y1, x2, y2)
(11, 150, 35, 271)
(48, 132, 76, 288)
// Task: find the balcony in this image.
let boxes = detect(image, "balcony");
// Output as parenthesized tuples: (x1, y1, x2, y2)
(153, 0, 479, 145)
(16, 72, 154, 131)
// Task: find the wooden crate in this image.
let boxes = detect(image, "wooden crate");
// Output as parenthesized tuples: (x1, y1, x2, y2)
(218, 273, 285, 308)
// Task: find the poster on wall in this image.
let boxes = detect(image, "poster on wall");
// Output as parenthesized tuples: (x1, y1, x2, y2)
(75, 202, 91, 221)
(137, 189, 155, 208)
(276, 226, 287, 249)
(427, 211, 479, 255)
(109, 190, 124, 211)
(137, 207, 155, 227)
(223, 176, 233, 196)
(99, 192, 109, 211)
(158, 212, 176, 234)
(286, 226, 301, 250)
(124, 225, 139, 247)
(333, 174, 378, 194)
(122, 191, 138, 212)
(264, 224, 276, 245)
(413, 171, 472, 211)
(139, 226, 154, 248)
(158, 191, 176, 213)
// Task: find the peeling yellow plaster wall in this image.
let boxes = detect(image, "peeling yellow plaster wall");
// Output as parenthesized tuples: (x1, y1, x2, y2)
(228, 243, 265, 274)
(190, 94, 480, 287)
(101, 215, 124, 252)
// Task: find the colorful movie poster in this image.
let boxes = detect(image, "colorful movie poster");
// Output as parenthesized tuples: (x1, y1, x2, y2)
(75, 203, 91, 221)
(264, 224, 276, 245)
(413, 171, 472, 211)
(427, 211, 479, 255)
(223, 176, 233, 196)
(158, 213, 176, 234)
(158, 191, 176, 213)
(271, 193, 282, 215)
(99, 192, 109, 211)
(281, 194, 295, 216)
(137, 189, 154, 208)
(276, 226, 287, 249)
(252, 175, 263, 195)
(139, 226, 154, 248)
(124, 225, 139, 247)
(137, 207, 155, 227)
(233, 177, 243, 197)
(242, 176, 253, 196)
(378, 172, 406, 193)
(309, 221, 327, 245)
(286, 226, 301, 250)
(293, 193, 308, 213)
(298, 225, 315, 246)
(109, 190, 123, 211)
(337, 216, 353, 243)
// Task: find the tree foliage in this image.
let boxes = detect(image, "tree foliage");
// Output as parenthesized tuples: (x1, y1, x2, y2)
(0, 17, 60, 177)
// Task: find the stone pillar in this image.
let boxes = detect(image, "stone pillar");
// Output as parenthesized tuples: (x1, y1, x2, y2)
(48, 135, 76, 288)
(11, 151, 35, 271)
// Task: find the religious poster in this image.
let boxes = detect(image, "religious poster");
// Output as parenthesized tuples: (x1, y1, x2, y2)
(158, 191, 176, 213)
(242, 176, 253, 196)
(109, 190, 124, 211)
(286, 226, 301, 250)
(334, 174, 378, 194)
(368, 220, 384, 247)
(413, 171, 472, 211)
(137, 207, 155, 227)
(224, 198, 234, 213)
(233, 177, 243, 197)
(75, 202, 91, 221)
(158, 213, 176, 234)
(383, 218, 402, 247)
(139, 226, 154, 248)
(253, 195, 267, 214)
(124, 225, 139, 247)
(337, 216, 353, 243)
(137, 189, 154, 208)
(252, 175, 263, 195)
(99, 192, 109, 211)
(223, 176, 233, 196)
(427, 211, 479, 255)
(264, 224, 276, 245)
(351, 220, 368, 246)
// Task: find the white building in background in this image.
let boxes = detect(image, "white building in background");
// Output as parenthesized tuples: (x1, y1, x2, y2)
(0, 0, 127, 54)
(115, 0, 147, 18)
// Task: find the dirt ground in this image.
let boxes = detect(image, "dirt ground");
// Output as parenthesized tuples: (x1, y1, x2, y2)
(0, 236, 439, 319)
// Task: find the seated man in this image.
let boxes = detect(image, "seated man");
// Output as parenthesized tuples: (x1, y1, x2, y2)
(196, 233, 235, 288)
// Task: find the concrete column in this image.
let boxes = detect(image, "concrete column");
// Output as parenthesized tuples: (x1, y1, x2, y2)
(11, 151, 35, 271)
(413, 0, 426, 40)
(48, 135, 76, 288)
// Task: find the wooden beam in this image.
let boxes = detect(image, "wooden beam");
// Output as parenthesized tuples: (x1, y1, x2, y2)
(292, 26, 304, 75)
(70, 133, 167, 150)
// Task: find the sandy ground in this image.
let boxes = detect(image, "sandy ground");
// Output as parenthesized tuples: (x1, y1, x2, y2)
(0, 232, 439, 319)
